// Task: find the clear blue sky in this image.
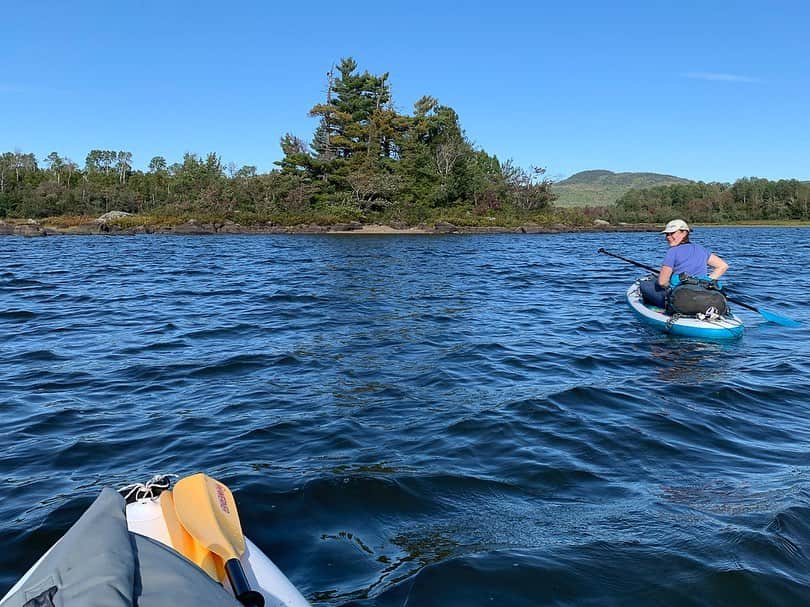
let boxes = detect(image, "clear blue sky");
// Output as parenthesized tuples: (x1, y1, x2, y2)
(3, 1, 808, 183)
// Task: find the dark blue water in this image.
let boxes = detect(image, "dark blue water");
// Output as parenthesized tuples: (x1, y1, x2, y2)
(1, 228, 809, 606)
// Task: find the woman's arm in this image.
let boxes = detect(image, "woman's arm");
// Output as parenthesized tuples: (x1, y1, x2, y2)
(707, 254, 728, 279)
(658, 265, 673, 287)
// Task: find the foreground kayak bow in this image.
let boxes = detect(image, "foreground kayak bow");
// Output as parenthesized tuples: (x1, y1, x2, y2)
(0, 474, 311, 607)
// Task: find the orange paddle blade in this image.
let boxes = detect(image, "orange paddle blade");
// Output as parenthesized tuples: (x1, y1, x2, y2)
(172, 473, 246, 561)
(159, 490, 224, 581)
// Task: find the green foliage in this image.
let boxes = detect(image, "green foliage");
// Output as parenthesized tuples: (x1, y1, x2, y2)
(501, 162, 554, 210)
(284, 58, 551, 215)
(611, 179, 810, 223)
(557, 170, 691, 188)
(7, 59, 807, 227)
(553, 170, 692, 207)
(2, 59, 555, 222)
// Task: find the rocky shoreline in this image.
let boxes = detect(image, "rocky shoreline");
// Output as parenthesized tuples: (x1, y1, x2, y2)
(0, 216, 658, 237)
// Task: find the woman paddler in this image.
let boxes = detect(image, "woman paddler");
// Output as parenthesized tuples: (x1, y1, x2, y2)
(640, 219, 729, 308)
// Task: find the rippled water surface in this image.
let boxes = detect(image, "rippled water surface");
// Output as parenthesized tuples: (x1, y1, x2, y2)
(2, 229, 810, 606)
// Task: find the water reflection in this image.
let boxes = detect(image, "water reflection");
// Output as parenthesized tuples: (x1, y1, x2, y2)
(648, 339, 738, 384)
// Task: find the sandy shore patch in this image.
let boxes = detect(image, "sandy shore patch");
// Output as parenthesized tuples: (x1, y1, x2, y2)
(329, 223, 431, 234)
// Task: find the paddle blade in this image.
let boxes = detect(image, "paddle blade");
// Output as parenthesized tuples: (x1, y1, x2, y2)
(759, 308, 801, 327)
(173, 473, 246, 561)
(174, 474, 264, 607)
(159, 490, 223, 581)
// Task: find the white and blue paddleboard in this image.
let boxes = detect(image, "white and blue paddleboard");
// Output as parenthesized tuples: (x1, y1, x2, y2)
(626, 280, 744, 340)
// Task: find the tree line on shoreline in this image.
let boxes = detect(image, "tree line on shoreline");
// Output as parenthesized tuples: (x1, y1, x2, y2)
(2, 58, 808, 227)
(609, 179, 810, 223)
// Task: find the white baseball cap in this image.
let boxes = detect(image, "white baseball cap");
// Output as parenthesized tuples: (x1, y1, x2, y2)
(661, 219, 691, 233)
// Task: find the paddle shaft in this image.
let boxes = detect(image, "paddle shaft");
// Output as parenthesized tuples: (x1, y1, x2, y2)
(597, 248, 768, 315)
(225, 559, 264, 607)
(598, 248, 658, 274)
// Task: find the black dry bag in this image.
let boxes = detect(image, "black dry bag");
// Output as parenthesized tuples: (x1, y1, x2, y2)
(668, 284, 729, 317)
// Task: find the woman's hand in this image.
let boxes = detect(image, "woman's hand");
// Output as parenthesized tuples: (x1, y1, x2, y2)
(658, 265, 673, 287)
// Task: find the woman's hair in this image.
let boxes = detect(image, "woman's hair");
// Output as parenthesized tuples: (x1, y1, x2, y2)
(681, 232, 691, 243)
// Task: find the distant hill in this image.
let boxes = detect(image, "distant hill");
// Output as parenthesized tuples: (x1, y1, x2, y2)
(553, 170, 693, 207)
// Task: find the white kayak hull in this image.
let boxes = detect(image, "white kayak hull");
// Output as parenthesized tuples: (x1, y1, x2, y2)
(626, 281, 744, 340)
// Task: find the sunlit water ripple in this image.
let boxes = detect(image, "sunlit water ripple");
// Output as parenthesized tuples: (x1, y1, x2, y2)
(1, 228, 809, 606)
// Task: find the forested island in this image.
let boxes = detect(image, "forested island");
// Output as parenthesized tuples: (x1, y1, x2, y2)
(2, 58, 809, 235)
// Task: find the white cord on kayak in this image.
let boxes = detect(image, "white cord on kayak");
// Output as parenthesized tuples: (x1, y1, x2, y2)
(696, 307, 721, 321)
(118, 474, 178, 502)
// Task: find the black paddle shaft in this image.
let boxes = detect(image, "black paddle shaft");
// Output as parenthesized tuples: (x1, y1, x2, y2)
(597, 248, 658, 274)
(225, 559, 265, 607)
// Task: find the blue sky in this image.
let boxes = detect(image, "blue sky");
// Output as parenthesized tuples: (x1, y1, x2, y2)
(3, 1, 808, 183)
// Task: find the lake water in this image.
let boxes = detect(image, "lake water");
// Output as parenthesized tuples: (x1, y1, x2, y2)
(1, 228, 809, 606)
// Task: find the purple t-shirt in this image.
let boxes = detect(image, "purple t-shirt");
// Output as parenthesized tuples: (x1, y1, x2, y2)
(662, 243, 711, 277)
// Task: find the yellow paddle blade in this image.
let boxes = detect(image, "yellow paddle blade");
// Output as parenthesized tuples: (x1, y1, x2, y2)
(159, 490, 224, 581)
(172, 473, 246, 562)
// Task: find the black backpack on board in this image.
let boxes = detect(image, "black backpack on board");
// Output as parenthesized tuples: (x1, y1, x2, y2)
(667, 277, 729, 317)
